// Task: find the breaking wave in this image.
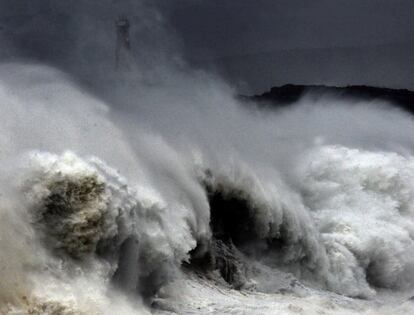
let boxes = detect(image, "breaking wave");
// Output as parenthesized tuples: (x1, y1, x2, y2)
(1, 64, 414, 314)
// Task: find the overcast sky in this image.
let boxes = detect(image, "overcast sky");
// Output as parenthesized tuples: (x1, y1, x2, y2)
(1, 0, 414, 92)
(155, 0, 414, 58)
(153, 0, 414, 92)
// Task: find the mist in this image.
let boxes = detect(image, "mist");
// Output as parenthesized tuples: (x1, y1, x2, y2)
(1, 1, 414, 315)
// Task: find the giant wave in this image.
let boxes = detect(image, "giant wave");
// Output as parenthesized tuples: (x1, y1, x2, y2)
(1, 64, 414, 314)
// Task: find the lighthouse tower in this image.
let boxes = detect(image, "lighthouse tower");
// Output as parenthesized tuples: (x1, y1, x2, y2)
(115, 16, 131, 70)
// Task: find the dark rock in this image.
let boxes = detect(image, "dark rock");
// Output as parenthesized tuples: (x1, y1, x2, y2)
(245, 84, 414, 114)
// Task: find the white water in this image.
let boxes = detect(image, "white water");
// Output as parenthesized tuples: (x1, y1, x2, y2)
(1, 1, 414, 314)
(0, 63, 414, 314)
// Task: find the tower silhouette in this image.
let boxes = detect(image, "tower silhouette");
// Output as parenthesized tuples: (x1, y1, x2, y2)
(115, 16, 131, 70)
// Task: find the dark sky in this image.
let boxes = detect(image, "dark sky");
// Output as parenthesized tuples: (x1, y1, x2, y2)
(154, 0, 414, 92)
(156, 0, 414, 57)
(1, 0, 414, 92)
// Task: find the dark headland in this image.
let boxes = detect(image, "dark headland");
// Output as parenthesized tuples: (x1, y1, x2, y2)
(247, 84, 414, 114)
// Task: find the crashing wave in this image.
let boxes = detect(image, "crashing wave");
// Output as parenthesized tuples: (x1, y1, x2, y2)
(187, 145, 414, 299)
(2, 142, 414, 314)
(298, 145, 414, 294)
(2, 150, 199, 313)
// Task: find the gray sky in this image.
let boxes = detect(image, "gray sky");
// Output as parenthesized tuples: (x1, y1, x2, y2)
(153, 0, 414, 92)
(1, 0, 414, 92)
(156, 0, 414, 57)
